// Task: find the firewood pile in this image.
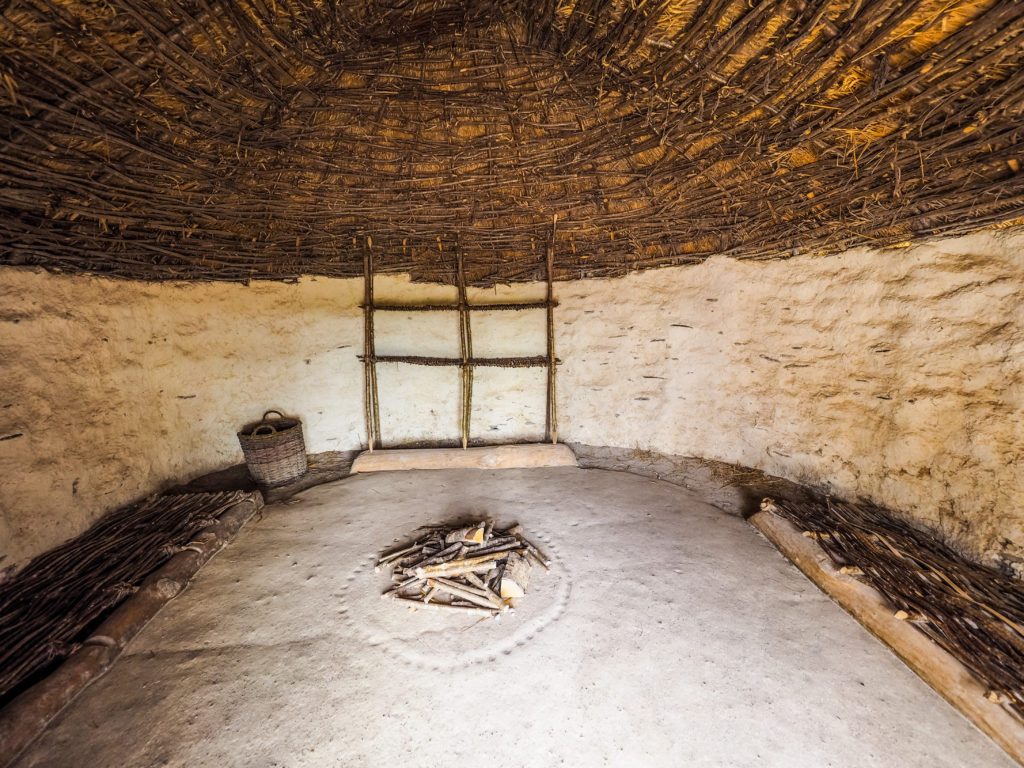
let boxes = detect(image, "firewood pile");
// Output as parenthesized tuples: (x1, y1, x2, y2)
(376, 522, 549, 619)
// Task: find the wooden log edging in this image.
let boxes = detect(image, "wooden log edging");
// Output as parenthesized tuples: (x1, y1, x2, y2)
(0, 492, 263, 768)
(750, 502, 1024, 767)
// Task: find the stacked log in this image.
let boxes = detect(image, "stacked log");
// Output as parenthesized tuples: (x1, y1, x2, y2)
(377, 522, 549, 618)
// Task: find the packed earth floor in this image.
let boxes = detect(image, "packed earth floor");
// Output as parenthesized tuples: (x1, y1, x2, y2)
(13, 468, 1014, 767)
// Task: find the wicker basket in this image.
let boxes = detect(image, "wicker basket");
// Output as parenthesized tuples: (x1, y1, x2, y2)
(237, 410, 309, 488)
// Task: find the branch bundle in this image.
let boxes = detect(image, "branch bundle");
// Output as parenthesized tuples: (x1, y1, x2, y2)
(0, 490, 252, 702)
(767, 496, 1024, 721)
(377, 521, 549, 618)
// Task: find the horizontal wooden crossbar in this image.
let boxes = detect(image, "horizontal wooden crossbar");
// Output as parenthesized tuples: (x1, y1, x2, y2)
(363, 301, 556, 312)
(361, 355, 555, 368)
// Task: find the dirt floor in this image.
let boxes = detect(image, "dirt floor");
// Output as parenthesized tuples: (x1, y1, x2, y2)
(13, 467, 1014, 767)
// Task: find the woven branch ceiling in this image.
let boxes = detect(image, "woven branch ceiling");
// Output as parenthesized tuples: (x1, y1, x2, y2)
(1, 0, 1023, 284)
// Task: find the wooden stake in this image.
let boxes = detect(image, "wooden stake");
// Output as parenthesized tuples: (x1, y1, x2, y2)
(429, 577, 505, 610)
(456, 241, 473, 449)
(382, 575, 426, 598)
(376, 543, 420, 570)
(546, 213, 558, 444)
(362, 244, 375, 451)
(413, 542, 463, 568)
(389, 596, 496, 618)
(465, 572, 507, 609)
(416, 552, 509, 578)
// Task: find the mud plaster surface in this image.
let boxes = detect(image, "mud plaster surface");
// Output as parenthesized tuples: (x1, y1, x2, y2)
(13, 469, 1013, 768)
(0, 273, 547, 572)
(2, 228, 1022, 573)
(556, 230, 1024, 573)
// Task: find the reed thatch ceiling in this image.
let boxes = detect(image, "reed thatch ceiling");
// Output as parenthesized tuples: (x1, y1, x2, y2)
(1, 0, 1023, 284)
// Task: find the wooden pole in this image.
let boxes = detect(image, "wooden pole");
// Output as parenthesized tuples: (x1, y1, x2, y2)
(456, 240, 472, 449)
(546, 214, 558, 444)
(363, 238, 380, 450)
(362, 244, 373, 451)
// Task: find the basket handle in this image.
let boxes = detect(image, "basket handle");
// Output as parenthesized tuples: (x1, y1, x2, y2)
(253, 409, 285, 437)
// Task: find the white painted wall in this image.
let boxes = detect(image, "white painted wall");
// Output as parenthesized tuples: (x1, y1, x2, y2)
(0, 274, 360, 574)
(555, 228, 1024, 573)
(0, 272, 548, 573)
(1, 227, 1021, 575)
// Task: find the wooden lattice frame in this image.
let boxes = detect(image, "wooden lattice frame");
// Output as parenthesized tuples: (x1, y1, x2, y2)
(361, 218, 559, 449)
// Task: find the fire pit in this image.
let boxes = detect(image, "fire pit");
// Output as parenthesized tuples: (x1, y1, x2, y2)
(376, 522, 550, 619)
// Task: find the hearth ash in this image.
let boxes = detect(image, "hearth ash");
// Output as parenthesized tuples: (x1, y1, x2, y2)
(376, 522, 549, 618)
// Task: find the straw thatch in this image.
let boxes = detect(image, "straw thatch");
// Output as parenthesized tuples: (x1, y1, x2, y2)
(1, 1, 1022, 284)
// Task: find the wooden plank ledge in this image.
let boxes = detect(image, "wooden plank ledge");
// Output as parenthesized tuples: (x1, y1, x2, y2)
(750, 503, 1024, 767)
(351, 444, 577, 473)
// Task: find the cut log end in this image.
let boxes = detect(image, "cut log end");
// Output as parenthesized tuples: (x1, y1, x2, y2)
(500, 552, 532, 600)
(445, 524, 486, 545)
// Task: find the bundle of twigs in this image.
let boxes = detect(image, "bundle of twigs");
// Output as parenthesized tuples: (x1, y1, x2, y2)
(768, 496, 1024, 720)
(377, 521, 550, 618)
(0, 490, 249, 701)
(1, 1, 1022, 285)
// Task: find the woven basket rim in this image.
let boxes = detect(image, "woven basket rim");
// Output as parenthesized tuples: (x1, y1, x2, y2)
(238, 424, 301, 440)
(238, 412, 302, 439)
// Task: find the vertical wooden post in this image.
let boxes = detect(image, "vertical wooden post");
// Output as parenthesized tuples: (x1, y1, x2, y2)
(363, 237, 381, 450)
(456, 240, 473, 449)
(546, 214, 558, 445)
(362, 242, 374, 451)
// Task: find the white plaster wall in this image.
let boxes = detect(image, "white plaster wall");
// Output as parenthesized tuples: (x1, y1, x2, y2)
(0, 273, 356, 574)
(0, 271, 549, 574)
(1, 227, 1021, 574)
(555, 228, 1024, 572)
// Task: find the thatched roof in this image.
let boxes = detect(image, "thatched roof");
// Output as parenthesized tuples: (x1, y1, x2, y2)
(1, 0, 1022, 284)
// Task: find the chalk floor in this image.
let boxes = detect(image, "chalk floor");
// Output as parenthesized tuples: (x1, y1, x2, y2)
(14, 468, 1013, 767)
